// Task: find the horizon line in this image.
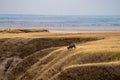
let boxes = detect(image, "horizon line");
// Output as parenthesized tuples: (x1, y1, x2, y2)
(0, 14, 120, 16)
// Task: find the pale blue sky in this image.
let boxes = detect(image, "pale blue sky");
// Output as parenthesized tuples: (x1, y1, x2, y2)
(0, 0, 120, 15)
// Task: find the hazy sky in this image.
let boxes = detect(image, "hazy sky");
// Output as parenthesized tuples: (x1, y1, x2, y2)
(0, 0, 120, 15)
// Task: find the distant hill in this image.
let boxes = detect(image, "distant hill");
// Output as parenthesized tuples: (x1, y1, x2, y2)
(0, 28, 49, 33)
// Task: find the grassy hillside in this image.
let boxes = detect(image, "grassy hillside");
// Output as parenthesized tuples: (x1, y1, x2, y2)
(0, 32, 120, 80)
(0, 37, 100, 62)
(53, 62, 120, 80)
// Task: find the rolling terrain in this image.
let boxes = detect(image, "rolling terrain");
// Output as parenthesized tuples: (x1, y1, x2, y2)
(0, 29, 120, 80)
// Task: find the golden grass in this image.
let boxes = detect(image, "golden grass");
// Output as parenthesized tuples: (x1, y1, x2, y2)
(7, 47, 58, 80)
(0, 30, 118, 38)
(35, 48, 120, 80)
(35, 33, 120, 80)
(0, 31, 120, 80)
(52, 61, 120, 80)
(0, 36, 99, 62)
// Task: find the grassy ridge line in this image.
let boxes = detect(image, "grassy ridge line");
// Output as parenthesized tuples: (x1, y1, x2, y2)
(16, 37, 101, 58)
(17, 48, 65, 80)
(0, 28, 49, 33)
(0, 37, 100, 62)
(35, 49, 84, 80)
(17, 49, 61, 80)
(52, 61, 120, 80)
(7, 47, 57, 80)
(31, 48, 80, 80)
(36, 48, 120, 80)
(50, 51, 120, 80)
(50, 49, 120, 80)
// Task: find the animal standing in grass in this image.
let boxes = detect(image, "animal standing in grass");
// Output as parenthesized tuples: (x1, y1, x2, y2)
(67, 43, 76, 50)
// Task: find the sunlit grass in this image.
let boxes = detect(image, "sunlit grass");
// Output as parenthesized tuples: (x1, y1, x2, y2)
(0, 32, 120, 80)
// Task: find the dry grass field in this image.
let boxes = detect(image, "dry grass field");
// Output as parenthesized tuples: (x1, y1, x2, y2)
(0, 29, 120, 80)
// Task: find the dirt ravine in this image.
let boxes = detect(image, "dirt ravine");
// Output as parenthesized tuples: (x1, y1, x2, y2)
(0, 57, 22, 80)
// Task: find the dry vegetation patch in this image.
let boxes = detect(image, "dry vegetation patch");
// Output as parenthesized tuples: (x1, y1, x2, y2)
(53, 62, 120, 80)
